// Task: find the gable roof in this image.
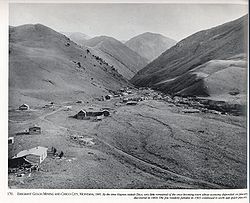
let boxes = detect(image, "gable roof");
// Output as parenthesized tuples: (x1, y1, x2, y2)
(13, 146, 48, 158)
(78, 109, 87, 114)
(19, 104, 29, 107)
(29, 126, 41, 130)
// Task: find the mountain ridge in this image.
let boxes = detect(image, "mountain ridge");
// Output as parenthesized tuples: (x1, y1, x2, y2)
(125, 32, 176, 61)
(61, 31, 91, 45)
(131, 15, 248, 103)
(84, 35, 149, 79)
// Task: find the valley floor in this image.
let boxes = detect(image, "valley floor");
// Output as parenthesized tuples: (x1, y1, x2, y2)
(8, 94, 247, 189)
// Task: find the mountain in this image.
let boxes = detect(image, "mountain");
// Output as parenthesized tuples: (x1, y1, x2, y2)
(61, 32, 91, 45)
(126, 32, 176, 61)
(84, 36, 149, 79)
(9, 24, 131, 107)
(131, 15, 248, 103)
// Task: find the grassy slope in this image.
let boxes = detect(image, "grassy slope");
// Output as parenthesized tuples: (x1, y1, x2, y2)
(9, 24, 130, 107)
(84, 36, 149, 79)
(153, 54, 247, 103)
(131, 15, 248, 101)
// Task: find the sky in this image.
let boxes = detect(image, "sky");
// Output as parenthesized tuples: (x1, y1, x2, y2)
(9, 3, 248, 41)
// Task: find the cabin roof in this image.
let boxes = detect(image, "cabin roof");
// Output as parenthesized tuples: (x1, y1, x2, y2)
(78, 109, 87, 114)
(19, 104, 29, 107)
(29, 126, 41, 129)
(13, 146, 48, 159)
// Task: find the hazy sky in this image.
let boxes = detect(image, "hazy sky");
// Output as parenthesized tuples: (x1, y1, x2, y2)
(9, 3, 248, 41)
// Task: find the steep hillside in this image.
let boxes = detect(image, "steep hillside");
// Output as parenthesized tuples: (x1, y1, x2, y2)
(131, 15, 248, 103)
(125, 32, 176, 61)
(156, 54, 247, 104)
(84, 36, 149, 79)
(9, 24, 130, 107)
(61, 32, 91, 45)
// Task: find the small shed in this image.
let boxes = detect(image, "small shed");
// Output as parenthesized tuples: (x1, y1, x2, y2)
(105, 95, 113, 100)
(29, 126, 41, 134)
(19, 104, 29, 111)
(64, 106, 72, 111)
(12, 146, 48, 164)
(74, 110, 87, 119)
(96, 115, 104, 121)
(126, 101, 138, 106)
(123, 98, 129, 103)
(182, 109, 200, 113)
(8, 137, 14, 144)
(102, 110, 110, 117)
(43, 104, 53, 108)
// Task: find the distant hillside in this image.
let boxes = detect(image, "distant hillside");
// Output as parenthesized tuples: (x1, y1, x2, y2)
(125, 32, 176, 61)
(84, 36, 149, 79)
(61, 32, 91, 45)
(131, 15, 248, 103)
(9, 24, 130, 107)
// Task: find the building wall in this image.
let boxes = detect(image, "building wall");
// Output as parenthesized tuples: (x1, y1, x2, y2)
(19, 106, 29, 110)
(102, 111, 110, 116)
(76, 115, 86, 119)
(29, 128, 41, 134)
(26, 154, 40, 164)
(40, 151, 47, 163)
(8, 137, 14, 144)
(9, 157, 31, 168)
(76, 111, 86, 119)
(86, 111, 103, 117)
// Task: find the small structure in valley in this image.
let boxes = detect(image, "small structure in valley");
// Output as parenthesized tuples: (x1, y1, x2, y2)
(64, 106, 72, 111)
(105, 95, 113, 100)
(73, 108, 110, 120)
(126, 101, 138, 106)
(102, 110, 110, 117)
(182, 109, 200, 113)
(29, 126, 41, 134)
(19, 104, 29, 111)
(73, 109, 88, 120)
(43, 103, 53, 108)
(8, 137, 14, 144)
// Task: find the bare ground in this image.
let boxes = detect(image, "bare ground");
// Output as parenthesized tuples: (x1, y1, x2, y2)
(8, 97, 247, 189)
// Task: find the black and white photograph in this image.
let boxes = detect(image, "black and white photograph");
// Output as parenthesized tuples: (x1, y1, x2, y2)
(7, 1, 248, 191)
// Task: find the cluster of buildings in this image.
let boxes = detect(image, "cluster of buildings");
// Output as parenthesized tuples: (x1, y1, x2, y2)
(16, 126, 42, 135)
(9, 104, 48, 173)
(9, 88, 153, 175)
(73, 107, 110, 120)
